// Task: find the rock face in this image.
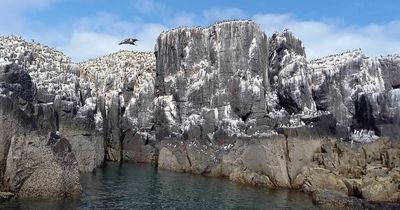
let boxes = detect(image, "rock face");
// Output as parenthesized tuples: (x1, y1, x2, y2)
(153, 20, 400, 205)
(0, 36, 104, 174)
(0, 37, 155, 197)
(154, 21, 269, 143)
(0, 63, 80, 198)
(1, 19, 400, 205)
(79, 51, 156, 163)
(309, 50, 386, 128)
(356, 89, 400, 141)
(269, 31, 315, 114)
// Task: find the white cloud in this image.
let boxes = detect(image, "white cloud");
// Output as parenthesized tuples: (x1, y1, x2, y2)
(169, 12, 197, 27)
(1, 2, 400, 62)
(134, 23, 168, 52)
(59, 13, 167, 62)
(0, 0, 62, 35)
(203, 8, 246, 22)
(62, 31, 124, 62)
(253, 13, 400, 59)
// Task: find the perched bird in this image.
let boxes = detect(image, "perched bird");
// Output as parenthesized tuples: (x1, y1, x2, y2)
(119, 38, 139, 45)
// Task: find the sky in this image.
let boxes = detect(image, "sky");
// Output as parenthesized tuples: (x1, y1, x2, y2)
(1, 0, 399, 62)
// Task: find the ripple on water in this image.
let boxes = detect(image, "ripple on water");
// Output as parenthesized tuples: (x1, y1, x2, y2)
(0, 163, 319, 210)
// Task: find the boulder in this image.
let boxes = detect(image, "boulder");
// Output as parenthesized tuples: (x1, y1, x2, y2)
(296, 168, 348, 195)
(4, 132, 81, 198)
(0, 192, 14, 202)
(157, 142, 191, 172)
(242, 135, 291, 187)
(312, 190, 364, 210)
(229, 167, 274, 188)
(122, 131, 157, 164)
(361, 172, 400, 203)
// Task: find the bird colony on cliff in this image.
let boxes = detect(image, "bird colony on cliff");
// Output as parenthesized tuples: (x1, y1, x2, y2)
(0, 21, 399, 204)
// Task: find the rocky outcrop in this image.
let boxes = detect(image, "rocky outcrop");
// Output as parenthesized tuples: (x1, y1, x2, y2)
(153, 20, 400, 207)
(356, 89, 400, 141)
(0, 36, 105, 174)
(6, 132, 81, 198)
(79, 51, 156, 162)
(0, 36, 156, 198)
(309, 50, 386, 127)
(296, 138, 400, 203)
(0, 192, 14, 202)
(269, 31, 315, 114)
(154, 21, 269, 143)
(0, 63, 81, 198)
(379, 55, 400, 90)
(1, 19, 400, 206)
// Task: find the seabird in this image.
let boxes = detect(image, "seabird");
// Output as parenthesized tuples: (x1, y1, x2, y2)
(119, 38, 139, 45)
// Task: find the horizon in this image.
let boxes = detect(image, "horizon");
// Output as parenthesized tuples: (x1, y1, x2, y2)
(1, 0, 399, 62)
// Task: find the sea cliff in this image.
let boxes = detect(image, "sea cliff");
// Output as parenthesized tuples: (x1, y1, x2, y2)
(0, 20, 399, 208)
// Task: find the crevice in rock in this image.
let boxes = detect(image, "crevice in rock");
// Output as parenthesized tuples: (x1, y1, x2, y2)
(119, 132, 126, 162)
(61, 110, 71, 114)
(241, 111, 252, 122)
(79, 90, 84, 106)
(121, 107, 126, 116)
(278, 93, 300, 114)
(54, 111, 59, 131)
(185, 146, 192, 169)
(284, 135, 292, 186)
(392, 84, 400, 89)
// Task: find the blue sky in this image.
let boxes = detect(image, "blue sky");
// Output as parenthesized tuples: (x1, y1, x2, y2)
(1, 0, 399, 62)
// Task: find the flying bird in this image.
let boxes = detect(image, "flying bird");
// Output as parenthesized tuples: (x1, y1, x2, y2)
(119, 38, 139, 45)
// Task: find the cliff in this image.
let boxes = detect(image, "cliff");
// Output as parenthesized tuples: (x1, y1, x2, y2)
(0, 20, 400, 207)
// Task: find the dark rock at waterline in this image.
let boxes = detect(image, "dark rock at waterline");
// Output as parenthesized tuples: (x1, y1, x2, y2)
(313, 190, 400, 210)
(0, 192, 14, 202)
(312, 190, 364, 210)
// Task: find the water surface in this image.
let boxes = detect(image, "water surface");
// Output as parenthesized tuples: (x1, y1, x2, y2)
(1, 163, 319, 209)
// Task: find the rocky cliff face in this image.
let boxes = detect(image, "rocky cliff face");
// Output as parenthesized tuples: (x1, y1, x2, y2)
(309, 50, 386, 128)
(0, 36, 155, 198)
(154, 21, 269, 143)
(153, 21, 400, 205)
(0, 20, 400, 205)
(0, 62, 81, 198)
(269, 31, 315, 114)
(79, 51, 156, 163)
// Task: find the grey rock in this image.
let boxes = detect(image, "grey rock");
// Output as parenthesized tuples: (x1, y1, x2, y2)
(242, 135, 291, 187)
(2, 20, 400, 205)
(269, 32, 315, 114)
(379, 55, 400, 90)
(356, 89, 400, 141)
(154, 20, 268, 142)
(122, 131, 157, 164)
(312, 190, 364, 210)
(79, 51, 156, 162)
(284, 128, 322, 181)
(4, 131, 81, 198)
(309, 50, 386, 128)
(0, 192, 14, 202)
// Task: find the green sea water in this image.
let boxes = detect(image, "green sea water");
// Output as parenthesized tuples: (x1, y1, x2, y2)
(0, 163, 319, 210)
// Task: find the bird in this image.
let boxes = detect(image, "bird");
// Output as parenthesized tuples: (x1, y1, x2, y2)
(118, 38, 139, 46)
